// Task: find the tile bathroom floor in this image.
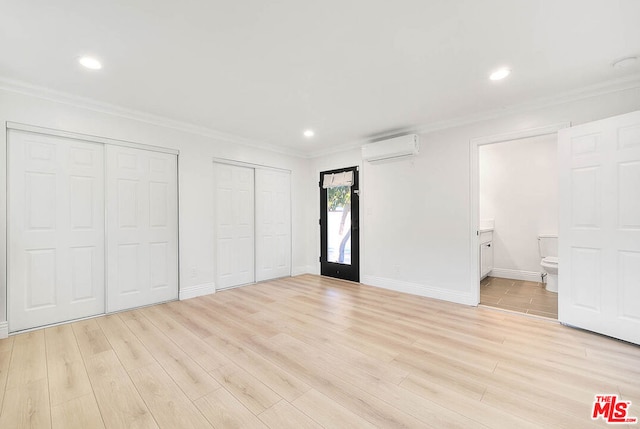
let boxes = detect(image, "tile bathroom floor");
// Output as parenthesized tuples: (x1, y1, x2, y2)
(480, 276, 558, 319)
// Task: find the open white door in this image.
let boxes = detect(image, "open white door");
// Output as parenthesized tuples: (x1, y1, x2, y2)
(255, 169, 291, 281)
(558, 110, 640, 345)
(8, 131, 105, 332)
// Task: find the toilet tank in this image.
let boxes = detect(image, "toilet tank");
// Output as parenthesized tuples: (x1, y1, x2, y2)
(538, 234, 558, 258)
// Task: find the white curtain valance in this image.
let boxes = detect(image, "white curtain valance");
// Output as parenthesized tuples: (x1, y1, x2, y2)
(322, 171, 354, 189)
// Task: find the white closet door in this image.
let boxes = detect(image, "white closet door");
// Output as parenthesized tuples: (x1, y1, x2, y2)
(255, 169, 291, 281)
(559, 110, 640, 345)
(106, 146, 178, 312)
(8, 131, 105, 332)
(214, 163, 255, 289)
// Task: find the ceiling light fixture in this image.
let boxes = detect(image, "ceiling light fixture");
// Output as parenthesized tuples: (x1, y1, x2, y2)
(489, 67, 511, 81)
(303, 129, 315, 138)
(78, 56, 102, 70)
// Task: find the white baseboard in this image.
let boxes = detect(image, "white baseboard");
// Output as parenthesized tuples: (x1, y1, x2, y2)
(292, 265, 319, 276)
(291, 266, 308, 276)
(179, 282, 216, 300)
(361, 275, 475, 306)
(0, 321, 8, 339)
(308, 264, 320, 275)
(490, 268, 542, 283)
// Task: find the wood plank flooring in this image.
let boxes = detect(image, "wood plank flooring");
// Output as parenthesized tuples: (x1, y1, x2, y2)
(0, 274, 638, 428)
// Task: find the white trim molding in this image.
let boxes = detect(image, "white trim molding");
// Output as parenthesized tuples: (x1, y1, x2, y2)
(0, 77, 307, 158)
(469, 122, 570, 306)
(292, 266, 310, 276)
(0, 321, 8, 339)
(469, 122, 571, 147)
(308, 75, 640, 158)
(295, 264, 320, 276)
(179, 282, 216, 300)
(489, 268, 543, 283)
(361, 275, 475, 306)
(212, 157, 291, 173)
(7, 121, 179, 155)
(4, 74, 639, 160)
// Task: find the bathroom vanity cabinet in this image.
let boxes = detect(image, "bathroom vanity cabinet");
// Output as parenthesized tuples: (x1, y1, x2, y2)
(480, 230, 493, 279)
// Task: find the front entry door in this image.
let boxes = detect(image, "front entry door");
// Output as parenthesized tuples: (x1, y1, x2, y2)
(320, 167, 359, 282)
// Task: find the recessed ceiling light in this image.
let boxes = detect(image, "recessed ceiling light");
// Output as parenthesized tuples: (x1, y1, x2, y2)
(78, 56, 102, 70)
(489, 67, 511, 81)
(303, 129, 315, 138)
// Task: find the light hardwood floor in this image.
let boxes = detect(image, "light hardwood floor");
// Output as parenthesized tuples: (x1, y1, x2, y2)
(0, 274, 638, 428)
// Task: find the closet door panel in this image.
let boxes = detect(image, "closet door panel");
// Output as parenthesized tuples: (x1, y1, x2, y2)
(106, 146, 178, 312)
(8, 131, 105, 332)
(214, 163, 255, 289)
(255, 169, 291, 282)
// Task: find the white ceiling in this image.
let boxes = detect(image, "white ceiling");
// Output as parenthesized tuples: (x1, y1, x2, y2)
(2, 1, 640, 155)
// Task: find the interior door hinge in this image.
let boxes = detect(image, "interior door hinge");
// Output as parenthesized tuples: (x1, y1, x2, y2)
(319, 218, 321, 225)
(319, 256, 321, 262)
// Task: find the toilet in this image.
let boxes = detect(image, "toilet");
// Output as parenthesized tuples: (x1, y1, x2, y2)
(538, 234, 558, 293)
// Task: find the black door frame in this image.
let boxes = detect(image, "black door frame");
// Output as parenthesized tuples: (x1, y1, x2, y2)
(320, 166, 359, 282)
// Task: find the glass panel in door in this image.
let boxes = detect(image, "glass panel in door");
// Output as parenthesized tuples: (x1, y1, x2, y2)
(327, 185, 352, 264)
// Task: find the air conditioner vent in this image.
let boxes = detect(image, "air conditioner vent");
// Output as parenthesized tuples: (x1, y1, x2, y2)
(362, 134, 419, 162)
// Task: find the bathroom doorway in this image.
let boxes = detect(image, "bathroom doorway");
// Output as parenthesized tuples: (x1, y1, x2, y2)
(470, 123, 569, 319)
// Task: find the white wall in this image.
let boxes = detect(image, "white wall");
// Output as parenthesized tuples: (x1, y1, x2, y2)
(307, 86, 640, 305)
(0, 86, 310, 330)
(479, 134, 558, 276)
(2, 80, 639, 332)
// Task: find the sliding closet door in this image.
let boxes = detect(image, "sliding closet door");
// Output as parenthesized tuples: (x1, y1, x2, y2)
(106, 146, 178, 312)
(8, 131, 105, 332)
(214, 163, 255, 289)
(255, 169, 291, 281)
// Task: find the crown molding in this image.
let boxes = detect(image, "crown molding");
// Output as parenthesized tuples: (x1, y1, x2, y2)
(0, 76, 307, 158)
(2, 73, 639, 160)
(307, 73, 640, 158)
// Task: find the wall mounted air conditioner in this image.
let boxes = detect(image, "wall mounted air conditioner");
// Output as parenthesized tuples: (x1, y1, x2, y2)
(361, 134, 420, 162)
